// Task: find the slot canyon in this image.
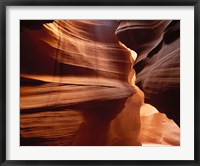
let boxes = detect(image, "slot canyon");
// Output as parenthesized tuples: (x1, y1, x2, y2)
(20, 20, 180, 146)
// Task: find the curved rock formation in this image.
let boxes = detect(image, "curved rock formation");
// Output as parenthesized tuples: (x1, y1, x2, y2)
(116, 20, 180, 126)
(20, 20, 180, 146)
(20, 20, 141, 146)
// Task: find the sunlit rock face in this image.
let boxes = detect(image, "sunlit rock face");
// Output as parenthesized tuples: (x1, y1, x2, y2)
(20, 20, 141, 146)
(116, 20, 180, 126)
(20, 20, 180, 146)
(140, 104, 180, 145)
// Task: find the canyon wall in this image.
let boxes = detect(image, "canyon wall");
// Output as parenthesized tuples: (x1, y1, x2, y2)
(116, 20, 180, 126)
(20, 20, 142, 146)
(20, 20, 180, 146)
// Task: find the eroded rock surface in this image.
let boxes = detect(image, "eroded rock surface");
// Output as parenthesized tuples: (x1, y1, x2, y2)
(20, 20, 180, 146)
(116, 20, 180, 126)
(20, 20, 141, 146)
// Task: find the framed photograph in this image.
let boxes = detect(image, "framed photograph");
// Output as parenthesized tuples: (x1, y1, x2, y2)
(1, 0, 199, 165)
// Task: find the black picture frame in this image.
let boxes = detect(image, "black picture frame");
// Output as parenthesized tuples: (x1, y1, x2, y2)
(0, 0, 199, 165)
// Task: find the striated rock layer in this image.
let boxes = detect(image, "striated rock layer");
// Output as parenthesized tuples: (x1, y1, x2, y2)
(20, 20, 141, 146)
(20, 20, 180, 146)
(116, 20, 180, 126)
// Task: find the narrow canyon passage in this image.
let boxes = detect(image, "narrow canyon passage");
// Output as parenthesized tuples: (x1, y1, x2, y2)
(20, 20, 180, 146)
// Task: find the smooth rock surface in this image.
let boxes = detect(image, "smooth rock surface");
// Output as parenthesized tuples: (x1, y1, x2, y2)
(20, 20, 140, 146)
(116, 20, 180, 126)
(20, 20, 180, 146)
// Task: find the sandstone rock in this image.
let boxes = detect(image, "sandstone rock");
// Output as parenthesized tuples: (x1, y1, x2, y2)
(116, 20, 180, 126)
(20, 20, 180, 146)
(20, 20, 141, 146)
